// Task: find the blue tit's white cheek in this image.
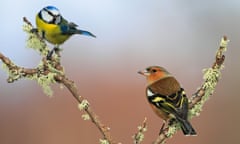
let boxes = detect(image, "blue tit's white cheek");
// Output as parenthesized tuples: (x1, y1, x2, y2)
(41, 10, 53, 23)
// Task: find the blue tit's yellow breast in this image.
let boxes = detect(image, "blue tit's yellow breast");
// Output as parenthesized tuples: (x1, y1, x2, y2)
(36, 15, 70, 45)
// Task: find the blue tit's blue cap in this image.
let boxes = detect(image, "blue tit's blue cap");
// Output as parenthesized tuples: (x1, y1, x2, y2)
(43, 6, 60, 16)
(44, 6, 59, 11)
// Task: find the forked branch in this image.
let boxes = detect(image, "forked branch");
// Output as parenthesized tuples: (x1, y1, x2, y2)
(153, 36, 229, 144)
(0, 17, 229, 144)
(0, 17, 116, 144)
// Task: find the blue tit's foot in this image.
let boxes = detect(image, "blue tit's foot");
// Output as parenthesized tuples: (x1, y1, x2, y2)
(47, 50, 54, 60)
(46, 47, 59, 60)
(30, 28, 45, 41)
(47, 47, 62, 60)
(30, 28, 38, 33)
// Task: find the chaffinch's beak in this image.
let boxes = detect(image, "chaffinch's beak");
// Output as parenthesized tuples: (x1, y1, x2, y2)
(138, 70, 150, 76)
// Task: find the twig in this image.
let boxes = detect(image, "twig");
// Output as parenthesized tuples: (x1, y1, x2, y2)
(55, 75, 115, 143)
(0, 17, 116, 144)
(0, 17, 229, 144)
(153, 36, 229, 144)
(133, 117, 148, 144)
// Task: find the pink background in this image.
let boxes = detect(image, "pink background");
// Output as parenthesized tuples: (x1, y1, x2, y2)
(0, 1, 239, 143)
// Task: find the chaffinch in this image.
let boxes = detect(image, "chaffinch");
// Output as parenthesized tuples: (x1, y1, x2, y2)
(138, 66, 196, 136)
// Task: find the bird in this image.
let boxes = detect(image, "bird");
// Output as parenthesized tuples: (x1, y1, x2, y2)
(138, 66, 197, 136)
(34, 6, 96, 59)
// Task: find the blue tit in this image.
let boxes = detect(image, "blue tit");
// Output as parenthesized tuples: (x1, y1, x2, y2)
(36, 6, 96, 46)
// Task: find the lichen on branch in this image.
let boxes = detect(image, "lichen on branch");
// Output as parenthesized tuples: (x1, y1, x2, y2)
(0, 17, 116, 144)
(133, 118, 147, 144)
(0, 16, 229, 144)
(153, 36, 229, 144)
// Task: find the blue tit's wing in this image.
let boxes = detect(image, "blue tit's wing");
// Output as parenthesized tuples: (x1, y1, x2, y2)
(59, 19, 96, 38)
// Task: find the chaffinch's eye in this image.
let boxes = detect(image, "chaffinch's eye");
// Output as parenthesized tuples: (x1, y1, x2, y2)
(152, 69, 157, 73)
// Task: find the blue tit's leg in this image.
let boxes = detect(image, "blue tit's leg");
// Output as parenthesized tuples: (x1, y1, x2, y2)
(54, 46, 62, 57)
(47, 45, 60, 60)
(47, 49, 55, 60)
(30, 28, 38, 33)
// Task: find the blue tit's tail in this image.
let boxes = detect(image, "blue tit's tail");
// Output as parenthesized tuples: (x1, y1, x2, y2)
(177, 117, 197, 136)
(76, 29, 96, 38)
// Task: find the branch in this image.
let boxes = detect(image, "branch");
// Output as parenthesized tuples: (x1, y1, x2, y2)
(55, 75, 115, 143)
(1, 17, 229, 144)
(0, 17, 116, 144)
(133, 118, 148, 144)
(153, 36, 229, 144)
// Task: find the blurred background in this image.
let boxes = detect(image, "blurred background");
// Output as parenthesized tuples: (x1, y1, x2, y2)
(0, 0, 240, 143)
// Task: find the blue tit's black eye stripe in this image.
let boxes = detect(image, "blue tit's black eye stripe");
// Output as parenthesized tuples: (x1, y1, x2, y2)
(44, 8, 55, 17)
(43, 8, 61, 18)
(42, 8, 61, 24)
